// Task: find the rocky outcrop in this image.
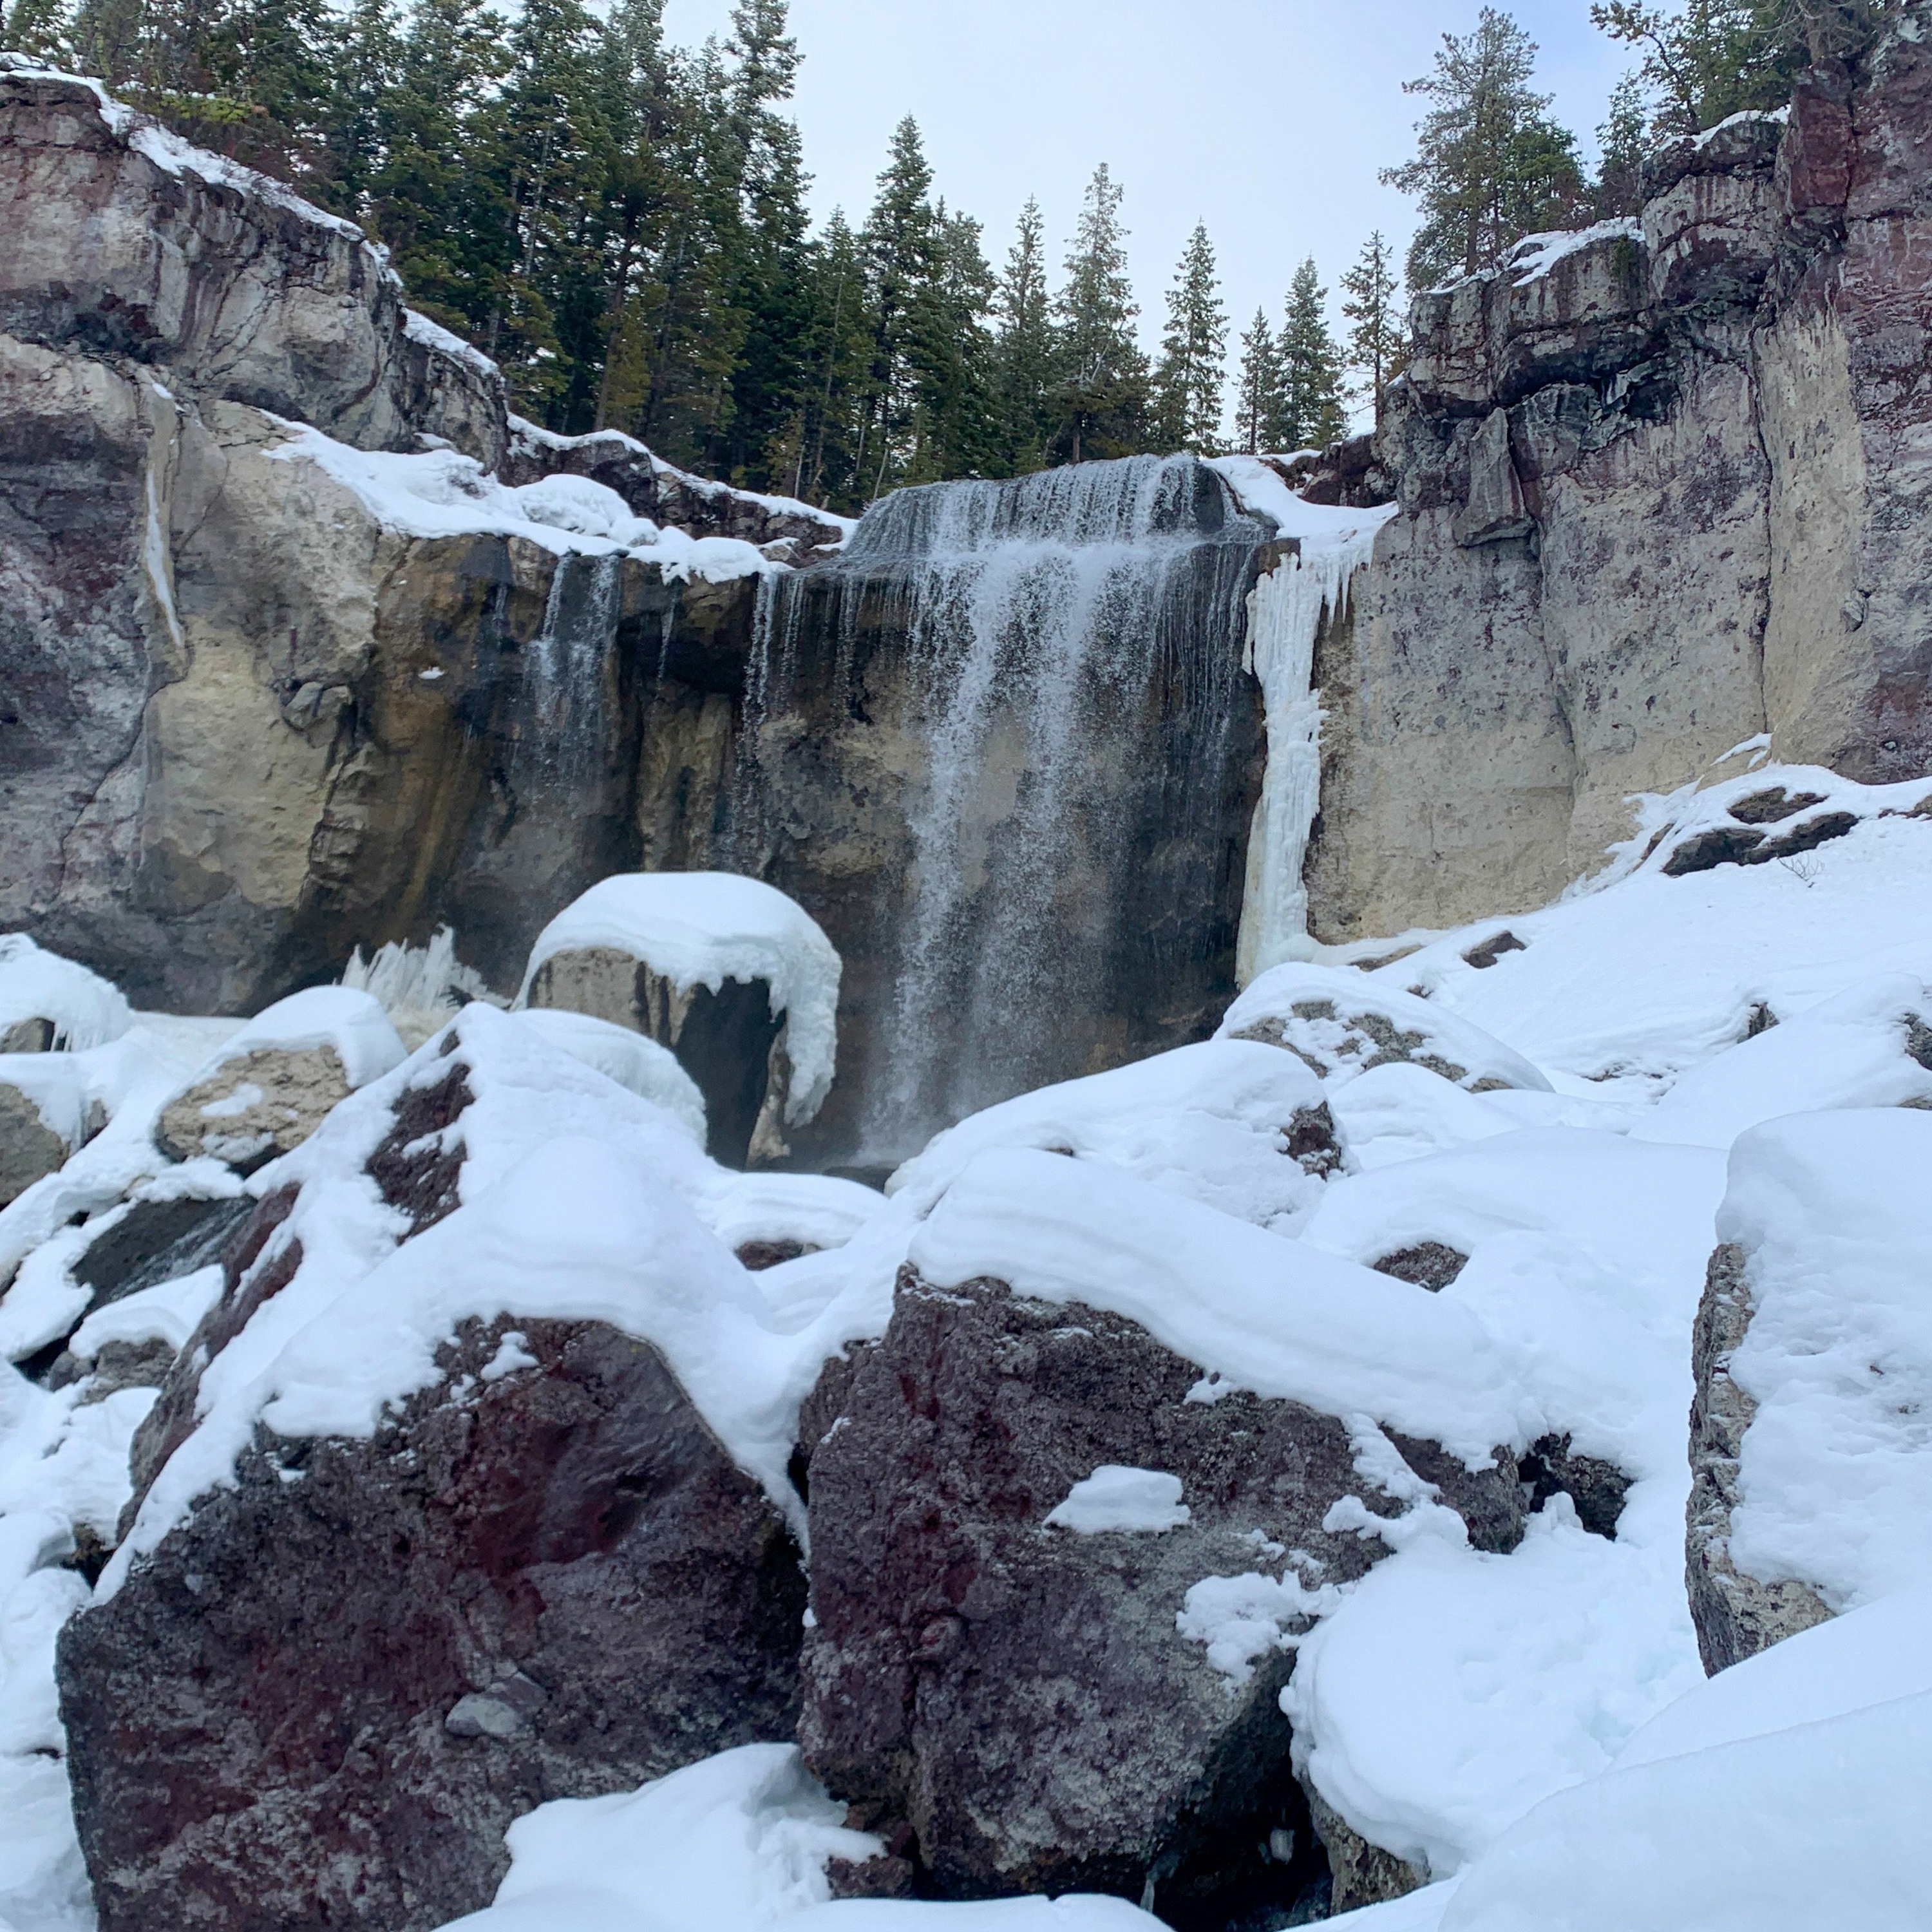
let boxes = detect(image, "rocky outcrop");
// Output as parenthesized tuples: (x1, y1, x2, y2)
(1685, 1242, 1833, 1672)
(797, 1269, 1525, 1923)
(58, 1047, 808, 1932)
(1309, 13, 1932, 940)
(0, 62, 504, 465)
(62, 1312, 806, 1932)
(503, 417, 851, 560)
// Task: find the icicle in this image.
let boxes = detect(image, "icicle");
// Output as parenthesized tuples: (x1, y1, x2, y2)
(1234, 526, 1381, 985)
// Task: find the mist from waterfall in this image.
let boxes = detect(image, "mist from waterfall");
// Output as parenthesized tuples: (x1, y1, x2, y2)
(740, 455, 1273, 1161)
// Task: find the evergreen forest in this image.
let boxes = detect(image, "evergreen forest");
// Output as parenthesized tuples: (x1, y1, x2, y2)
(0, 0, 1882, 508)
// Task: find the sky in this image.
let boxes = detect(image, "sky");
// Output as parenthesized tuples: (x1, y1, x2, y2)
(660, 1, 1634, 350)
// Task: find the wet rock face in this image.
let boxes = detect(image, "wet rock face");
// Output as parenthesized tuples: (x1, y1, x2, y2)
(1685, 1243, 1833, 1673)
(798, 1270, 1524, 1926)
(59, 1314, 807, 1932)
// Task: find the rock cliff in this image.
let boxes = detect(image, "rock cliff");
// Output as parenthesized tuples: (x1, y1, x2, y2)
(1307, 16, 1932, 938)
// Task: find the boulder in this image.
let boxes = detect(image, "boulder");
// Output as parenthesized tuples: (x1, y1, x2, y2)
(0, 1052, 97, 1205)
(520, 873, 840, 1170)
(154, 1044, 354, 1170)
(797, 1268, 1525, 1923)
(59, 1021, 810, 1932)
(1685, 1242, 1834, 1672)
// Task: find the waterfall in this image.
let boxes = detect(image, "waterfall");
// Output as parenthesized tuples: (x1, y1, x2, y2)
(520, 549, 625, 790)
(739, 455, 1274, 1160)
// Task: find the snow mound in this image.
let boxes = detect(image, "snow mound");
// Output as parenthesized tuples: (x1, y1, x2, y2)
(0, 1053, 94, 1149)
(1220, 964, 1551, 1095)
(198, 985, 406, 1090)
(511, 1009, 706, 1146)
(1046, 1466, 1190, 1535)
(1416, 1620, 1932, 1932)
(0, 936, 131, 1052)
(1718, 1108, 1932, 1609)
(520, 874, 841, 1126)
(699, 1172, 887, 1263)
(886, 1038, 1337, 1232)
(270, 429, 772, 581)
(907, 1148, 1530, 1463)
(1374, 764, 1932, 1091)
(1631, 974, 1932, 1147)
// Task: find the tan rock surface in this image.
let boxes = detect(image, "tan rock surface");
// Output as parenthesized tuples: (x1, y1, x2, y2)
(155, 1044, 351, 1170)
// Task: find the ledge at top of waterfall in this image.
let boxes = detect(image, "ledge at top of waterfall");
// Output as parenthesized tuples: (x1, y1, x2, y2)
(840, 451, 1270, 558)
(517, 873, 841, 1124)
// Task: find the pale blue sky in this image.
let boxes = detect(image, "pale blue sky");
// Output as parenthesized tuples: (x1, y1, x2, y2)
(661, 1, 1633, 348)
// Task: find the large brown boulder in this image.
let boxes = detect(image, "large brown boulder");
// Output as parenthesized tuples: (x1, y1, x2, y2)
(57, 1023, 809, 1932)
(797, 1267, 1526, 1925)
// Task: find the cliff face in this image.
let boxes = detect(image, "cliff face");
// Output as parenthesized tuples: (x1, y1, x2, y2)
(0, 64, 769, 1016)
(1307, 17, 1932, 939)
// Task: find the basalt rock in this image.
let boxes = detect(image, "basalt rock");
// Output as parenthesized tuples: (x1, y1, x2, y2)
(1309, 14, 1932, 941)
(1685, 1242, 1834, 1673)
(797, 1269, 1525, 1926)
(59, 1314, 807, 1932)
(58, 1048, 808, 1932)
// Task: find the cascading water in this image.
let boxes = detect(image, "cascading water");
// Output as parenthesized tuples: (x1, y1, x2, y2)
(518, 548, 625, 793)
(736, 454, 1275, 1160)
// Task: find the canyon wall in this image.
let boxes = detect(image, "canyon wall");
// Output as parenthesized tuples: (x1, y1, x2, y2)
(1306, 17, 1932, 938)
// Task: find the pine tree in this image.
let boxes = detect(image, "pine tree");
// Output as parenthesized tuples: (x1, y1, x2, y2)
(854, 115, 939, 499)
(991, 196, 1056, 475)
(1590, 2, 1814, 135)
(1339, 230, 1403, 428)
(1233, 308, 1280, 455)
(1269, 259, 1347, 453)
(1382, 8, 1587, 291)
(903, 204, 997, 484)
(792, 207, 875, 506)
(1151, 221, 1228, 453)
(1052, 162, 1147, 465)
(3, 0, 74, 64)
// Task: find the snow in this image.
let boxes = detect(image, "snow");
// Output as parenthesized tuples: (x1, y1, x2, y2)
(511, 1009, 708, 1145)
(1506, 218, 1643, 285)
(907, 1148, 1531, 1464)
(700, 1171, 887, 1261)
(1220, 963, 1551, 1095)
(196, 984, 406, 1090)
(519, 873, 842, 1126)
(438, 1742, 1157, 1932)
(506, 415, 857, 544)
(1716, 1109, 1932, 1609)
(1631, 974, 1932, 1147)
(884, 1038, 1338, 1233)
(270, 427, 775, 581)
(0, 1054, 93, 1149)
(0, 936, 131, 1052)
(1356, 765, 1932, 1091)
(1691, 104, 1789, 148)
(403, 307, 500, 380)
(1046, 1466, 1190, 1535)
(68, 1264, 223, 1361)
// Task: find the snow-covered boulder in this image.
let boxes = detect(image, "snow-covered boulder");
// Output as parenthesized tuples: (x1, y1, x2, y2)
(520, 873, 840, 1169)
(798, 1151, 1531, 1924)
(884, 1039, 1344, 1233)
(1687, 1108, 1932, 1671)
(1634, 974, 1932, 1148)
(511, 1007, 708, 1146)
(0, 936, 130, 1055)
(59, 1007, 814, 1932)
(0, 1055, 99, 1209)
(1218, 965, 1550, 1095)
(153, 987, 405, 1171)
